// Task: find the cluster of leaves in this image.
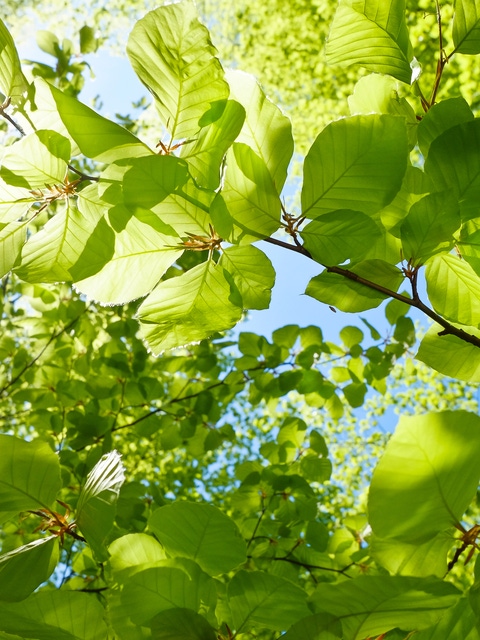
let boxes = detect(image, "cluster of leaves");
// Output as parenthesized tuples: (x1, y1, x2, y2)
(1, 0, 480, 638)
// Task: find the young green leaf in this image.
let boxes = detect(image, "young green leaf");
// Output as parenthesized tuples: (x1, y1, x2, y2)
(76, 450, 125, 561)
(369, 411, 480, 542)
(127, 2, 229, 140)
(0, 219, 28, 278)
(219, 245, 275, 310)
(0, 18, 28, 104)
(453, 0, 480, 54)
(302, 114, 408, 218)
(326, 0, 413, 84)
(417, 97, 474, 159)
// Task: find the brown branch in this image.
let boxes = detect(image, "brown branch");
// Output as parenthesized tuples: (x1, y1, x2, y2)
(262, 237, 480, 350)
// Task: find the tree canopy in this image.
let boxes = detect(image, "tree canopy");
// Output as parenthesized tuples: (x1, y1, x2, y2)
(1, 1, 480, 639)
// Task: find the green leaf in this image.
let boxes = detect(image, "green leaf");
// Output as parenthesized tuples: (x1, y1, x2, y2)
(416, 323, 480, 382)
(150, 608, 217, 640)
(400, 192, 460, 264)
(306, 260, 404, 312)
(180, 99, 245, 190)
(33, 79, 151, 162)
(348, 74, 417, 146)
(426, 254, 480, 327)
(0, 536, 59, 602)
(413, 597, 480, 640)
(282, 613, 342, 640)
(301, 210, 382, 265)
(326, 0, 413, 84)
(370, 532, 452, 578)
(121, 155, 211, 236)
(213, 143, 281, 243)
(310, 575, 459, 640)
(227, 570, 310, 634)
(226, 69, 294, 191)
(127, 3, 229, 140)
(0, 591, 108, 639)
(137, 260, 243, 354)
(302, 115, 408, 218)
(1, 131, 69, 189)
(0, 435, 61, 517)
(453, 0, 480, 54)
(219, 245, 275, 310)
(369, 411, 480, 542)
(0, 18, 28, 104)
(76, 451, 125, 561)
(79, 25, 97, 54)
(149, 502, 246, 575)
(109, 533, 166, 581)
(417, 97, 474, 159)
(0, 219, 28, 278)
(120, 566, 201, 626)
(425, 119, 480, 221)
(74, 213, 182, 304)
(459, 226, 480, 276)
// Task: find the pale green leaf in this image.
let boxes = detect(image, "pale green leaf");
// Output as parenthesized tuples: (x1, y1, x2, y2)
(1, 131, 69, 189)
(121, 566, 200, 626)
(306, 260, 404, 312)
(0, 536, 59, 602)
(453, 0, 480, 54)
(426, 254, 480, 327)
(348, 74, 417, 147)
(310, 575, 459, 640)
(180, 99, 245, 189)
(0, 591, 108, 639)
(212, 143, 281, 243)
(0, 219, 28, 278)
(458, 226, 480, 276)
(219, 244, 275, 310)
(0, 435, 61, 517)
(425, 119, 480, 221)
(149, 502, 247, 575)
(137, 260, 243, 354)
(226, 69, 294, 191)
(301, 210, 382, 266)
(121, 155, 211, 236)
(109, 533, 166, 581)
(370, 532, 452, 578)
(379, 165, 432, 234)
(0, 18, 28, 104)
(32, 79, 151, 162)
(127, 3, 229, 140)
(74, 213, 182, 304)
(0, 179, 34, 223)
(369, 411, 480, 541)
(417, 97, 474, 159)
(227, 570, 310, 634)
(302, 115, 408, 218)
(326, 0, 413, 84)
(401, 192, 460, 264)
(150, 608, 216, 640)
(76, 451, 125, 561)
(416, 322, 480, 382)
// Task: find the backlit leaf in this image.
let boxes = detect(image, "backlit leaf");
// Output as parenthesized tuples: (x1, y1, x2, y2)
(0, 18, 28, 104)
(219, 244, 275, 310)
(453, 0, 480, 54)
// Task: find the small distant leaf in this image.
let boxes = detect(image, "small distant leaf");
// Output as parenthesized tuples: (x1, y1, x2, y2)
(426, 254, 480, 327)
(453, 0, 480, 54)
(326, 0, 413, 84)
(302, 115, 408, 218)
(137, 260, 243, 354)
(226, 69, 294, 191)
(76, 451, 125, 561)
(0, 18, 28, 103)
(306, 260, 404, 312)
(127, 3, 229, 140)
(0, 435, 61, 518)
(219, 245, 275, 310)
(149, 502, 247, 575)
(310, 575, 459, 639)
(227, 570, 310, 634)
(79, 25, 97, 54)
(0, 536, 59, 602)
(369, 411, 480, 542)
(416, 323, 480, 382)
